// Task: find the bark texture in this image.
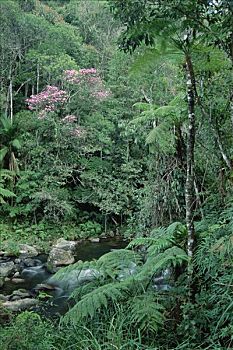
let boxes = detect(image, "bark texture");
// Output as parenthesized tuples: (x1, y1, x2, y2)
(185, 55, 196, 262)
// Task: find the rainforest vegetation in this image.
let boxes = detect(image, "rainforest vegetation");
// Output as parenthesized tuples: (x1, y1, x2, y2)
(0, 0, 232, 349)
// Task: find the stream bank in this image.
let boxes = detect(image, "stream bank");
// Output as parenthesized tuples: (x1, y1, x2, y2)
(0, 237, 127, 315)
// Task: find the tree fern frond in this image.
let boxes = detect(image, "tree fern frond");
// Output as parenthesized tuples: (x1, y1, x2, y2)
(166, 221, 186, 238)
(133, 102, 157, 111)
(147, 237, 174, 256)
(131, 46, 183, 74)
(130, 293, 165, 334)
(11, 138, 21, 149)
(0, 187, 16, 198)
(137, 246, 188, 281)
(97, 249, 142, 278)
(150, 226, 167, 237)
(145, 121, 175, 154)
(0, 147, 8, 162)
(127, 237, 161, 249)
(62, 281, 130, 325)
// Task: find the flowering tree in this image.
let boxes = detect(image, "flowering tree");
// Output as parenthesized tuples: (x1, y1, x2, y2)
(26, 85, 67, 118)
(26, 68, 110, 119)
(64, 68, 111, 101)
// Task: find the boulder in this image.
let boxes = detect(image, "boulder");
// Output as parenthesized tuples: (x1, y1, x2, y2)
(0, 294, 9, 301)
(47, 249, 75, 269)
(23, 258, 41, 267)
(19, 244, 38, 258)
(0, 277, 4, 287)
(2, 298, 38, 311)
(47, 239, 76, 271)
(53, 238, 76, 252)
(0, 261, 15, 277)
(11, 289, 31, 299)
(11, 278, 25, 284)
(89, 237, 100, 243)
(34, 283, 57, 292)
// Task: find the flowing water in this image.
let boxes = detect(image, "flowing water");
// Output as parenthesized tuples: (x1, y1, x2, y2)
(1, 237, 128, 316)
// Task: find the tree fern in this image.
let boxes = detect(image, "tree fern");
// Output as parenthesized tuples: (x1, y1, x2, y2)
(129, 293, 165, 334)
(0, 169, 16, 203)
(137, 246, 188, 281)
(62, 281, 130, 325)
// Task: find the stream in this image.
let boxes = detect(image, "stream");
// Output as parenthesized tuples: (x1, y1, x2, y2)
(1, 238, 128, 317)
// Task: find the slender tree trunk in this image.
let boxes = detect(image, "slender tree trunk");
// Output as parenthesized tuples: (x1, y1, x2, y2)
(185, 55, 196, 272)
(36, 63, 40, 94)
(9, 78, 13, 124)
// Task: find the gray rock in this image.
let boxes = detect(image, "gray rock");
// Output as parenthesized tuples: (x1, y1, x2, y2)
(0, 294, 9, 301)
(34, 283, 57, 292)
(14, 259, 21, 264)
(19, 244, 38, 258)
(23, 258, 41, 267)
(12, 271, 20, 278)
(11, 278, 25, 284)
(50, 268, 100, 291)
(2, 298, 38, 311)
(11, 289, 31, 299)
(47, 249, 75, 268)
(89, 237, 100, 243)
(47, 239, 77, 270)
(0, 277, 4, 287)
(0, 261, 15, 277)
(53, 238, 76, 252)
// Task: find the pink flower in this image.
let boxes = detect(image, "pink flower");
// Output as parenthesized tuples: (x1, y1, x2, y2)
(26, 85, 68, 116)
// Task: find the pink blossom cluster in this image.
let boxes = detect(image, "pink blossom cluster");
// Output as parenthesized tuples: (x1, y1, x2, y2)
(62, 115, 77, 123)
(64, 70, 80, 84)
(79, 68, 97, 75)
(26, 86, 67, 112)
(64, 68, 97, 84)
(92, 90, 111, 100)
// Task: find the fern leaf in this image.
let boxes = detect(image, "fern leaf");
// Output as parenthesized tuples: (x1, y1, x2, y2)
(130, 293, 165, 334)
(0, 187, 16, 198)
(137, 246, 188, 281)
(62, 281, 130, 324)
(0, 147, 8, 162)
(11, 139, 21, 149)
(146, 122, 175, 154)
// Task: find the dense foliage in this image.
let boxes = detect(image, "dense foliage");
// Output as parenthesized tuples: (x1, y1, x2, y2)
(0, 0, 232, 349)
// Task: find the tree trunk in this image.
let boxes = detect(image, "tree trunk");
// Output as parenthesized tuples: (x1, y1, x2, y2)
(36, 63, 40, 94)
(9, 78, 13, 124)
(185, 55, 196, 277)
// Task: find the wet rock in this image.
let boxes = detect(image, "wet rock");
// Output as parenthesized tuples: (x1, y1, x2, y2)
(50, 267, 100, 291)
(14, 258, 21, 264)
(0, 277, 4, 287)
(0, 294, 9, 302)
(53, 238, 76, 252)
(9, 288, 31, 301)
(47, 239, 76, 271)
(10, 289, 31, 300)
(2, 298, 39, 311)
(34, 283, 57, 292)
(11, 278, 25, 284)
(0, 261, 15, 277)
(19, 244, 38, 258)
(12, 271, 20, 278)
(89, 237, 100, 243)
(47, 250, 75, 271)
(23, 258, 41, 267)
